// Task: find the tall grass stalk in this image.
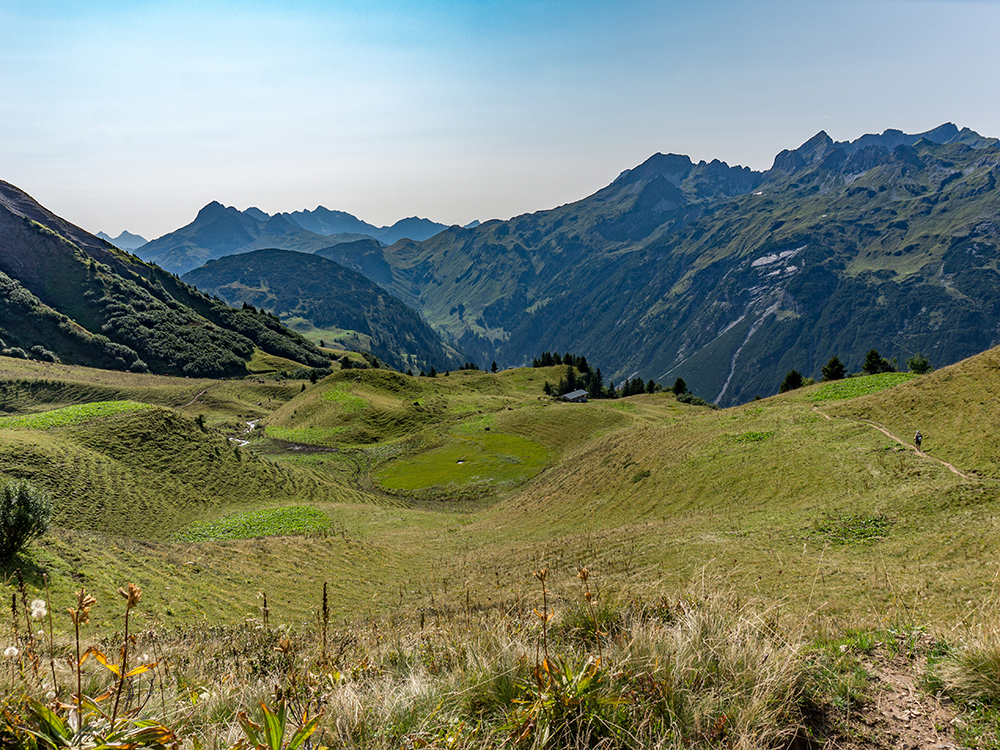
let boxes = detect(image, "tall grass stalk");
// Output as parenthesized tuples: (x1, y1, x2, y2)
(111, 583, 141, 725)
(16, 570, 39, 680)
(533, 568, 551, 670)
(577, 566, 603, 665)
(43, 574, 58, 695)
(10, 592, 21, 677)
(69, 588, 97, 725)
(322, 581, 329, 665)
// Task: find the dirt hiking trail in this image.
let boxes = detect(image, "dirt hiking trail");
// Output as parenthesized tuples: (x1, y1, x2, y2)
(813, 407, 972, 480)
(824, 634, 960, 750)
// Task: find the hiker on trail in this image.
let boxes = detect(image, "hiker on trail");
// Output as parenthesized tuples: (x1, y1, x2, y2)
(915, 431, 922, 451)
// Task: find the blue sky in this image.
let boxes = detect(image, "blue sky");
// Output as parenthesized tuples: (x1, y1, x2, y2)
(2, 0, 999, 240)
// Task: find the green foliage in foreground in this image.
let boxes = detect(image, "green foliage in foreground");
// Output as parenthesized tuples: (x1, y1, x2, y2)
(810, 372, 916, 401)
(0, 584, 813, 750)
(171, 505, 331, 542)
(0, 479, 51, 560)
(0, 400, 154, 430)
(9, 574, 1000, 750)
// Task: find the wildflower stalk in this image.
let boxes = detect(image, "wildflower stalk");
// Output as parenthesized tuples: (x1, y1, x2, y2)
(111, 583, 141, 726)
(10, 593, 20, 674)
(69, 588, 97, 728)
(44, 574, 57, 694)
(534, 568, 551, 666)
(577, 567, 604, 665)
(321, 581, 329, 665)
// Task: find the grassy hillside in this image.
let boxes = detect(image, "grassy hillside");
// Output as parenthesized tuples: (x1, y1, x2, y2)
(827, 348, 1000, 478)
(6, 349, 1000, 748)
(0, 402, 371, 539)
(1, 347, 999, 636)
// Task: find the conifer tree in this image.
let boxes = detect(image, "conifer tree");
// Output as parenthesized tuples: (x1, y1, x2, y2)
(587, 368, 604, 399)
(863, 349, 895, 375)
(779, 369, 803, 393)
(907, 353, 932, 374)
(821, 355, 846, 381)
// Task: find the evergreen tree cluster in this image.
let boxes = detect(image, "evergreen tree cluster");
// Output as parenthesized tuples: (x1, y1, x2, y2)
(781, 347, 932, 395)
(535, 351, 667, 400)
(533, 351, 590, 370)
(619, 377, 665, 397)
(862, 349, 896, 375)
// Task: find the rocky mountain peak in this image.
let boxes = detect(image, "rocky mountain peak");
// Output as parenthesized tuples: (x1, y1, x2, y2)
(615, 153, 694, 187)
(194, 201, 238, 222)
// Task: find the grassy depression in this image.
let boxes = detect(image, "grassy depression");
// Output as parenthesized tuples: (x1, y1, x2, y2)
(0, 399, 154, 429)
(171, 505, 332, 542)
(375, 432, 549, 494)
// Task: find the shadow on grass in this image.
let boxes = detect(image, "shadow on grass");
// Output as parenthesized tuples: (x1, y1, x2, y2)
(0, 549, 50, 591)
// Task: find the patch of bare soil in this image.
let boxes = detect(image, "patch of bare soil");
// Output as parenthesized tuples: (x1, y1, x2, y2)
(826, 634, 959, 750)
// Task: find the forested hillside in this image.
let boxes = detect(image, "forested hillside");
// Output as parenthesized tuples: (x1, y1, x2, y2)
(0, 181, 329, 377)
(182, 249, 461, 373)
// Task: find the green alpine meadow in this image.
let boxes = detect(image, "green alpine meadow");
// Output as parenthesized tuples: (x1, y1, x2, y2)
(7, 125, 1000, 747)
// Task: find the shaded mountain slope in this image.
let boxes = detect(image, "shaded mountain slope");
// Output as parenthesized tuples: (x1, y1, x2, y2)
(362, 152, 762, 349)
(182, 248, 461, 373)
(334, 124, 1000, 405)
(0, 180, 329, 377)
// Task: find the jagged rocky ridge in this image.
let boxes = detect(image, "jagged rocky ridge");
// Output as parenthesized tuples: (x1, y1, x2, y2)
(136, 203, 449, 276)
(325, 123, 1000, 405)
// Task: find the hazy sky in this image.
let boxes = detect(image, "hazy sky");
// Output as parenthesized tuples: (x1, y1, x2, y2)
(3, 0, 999, 241)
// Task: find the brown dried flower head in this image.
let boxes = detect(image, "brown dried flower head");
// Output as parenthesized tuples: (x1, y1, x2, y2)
(68, 589, 97, 626)
(118, 583, 142, 610)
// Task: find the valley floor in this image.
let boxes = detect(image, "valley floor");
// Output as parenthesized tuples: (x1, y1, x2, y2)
(4, 356, 1000, 746)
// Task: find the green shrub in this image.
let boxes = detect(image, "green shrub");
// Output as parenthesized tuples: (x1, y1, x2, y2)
(676, 392, 718, 409)
(0, 479, 52, 561)
(907, 352, 933, 374)
(29, 345, 59, 363)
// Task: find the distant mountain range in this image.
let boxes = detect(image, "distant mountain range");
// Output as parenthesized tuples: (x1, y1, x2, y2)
(0, 181, 329, 377)
(8, 122, 1000, 405)
(96, 229, 147, 250)
(135, 203, 454, 275)
(182, 248, 462, 373)
(304, 122, 1000, 405)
